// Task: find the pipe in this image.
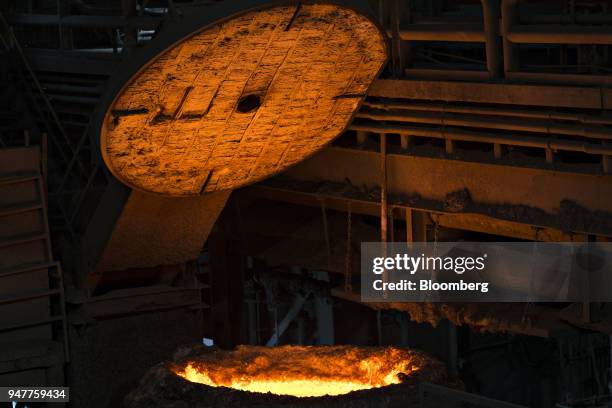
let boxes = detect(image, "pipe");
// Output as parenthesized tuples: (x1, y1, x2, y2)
(380, 133, 388, 298)
(506, 71, 612, 87)
(380, 133, 387, 243)
(390, 24, 486, 42)
(349, 123, 612, 156)
(404, 68, 489, 81)
(507, 25, 612, 45)
(520, 14, 612, 25)
(501, 0, 519, 74)
(481, 0, 501, 79)
(363, 100, 612, 125)
(390, 0, 402, 77)
(413, 17, 484, 25)
(355, 110, 612, 141)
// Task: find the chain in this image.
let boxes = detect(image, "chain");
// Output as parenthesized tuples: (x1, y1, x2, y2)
(429, 216, 440, 302)
(433, 216, 439, 254)
(320, 198, 332, 270)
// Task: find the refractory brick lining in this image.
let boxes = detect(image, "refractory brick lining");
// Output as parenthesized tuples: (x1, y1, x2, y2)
(101, 3, 387, 196)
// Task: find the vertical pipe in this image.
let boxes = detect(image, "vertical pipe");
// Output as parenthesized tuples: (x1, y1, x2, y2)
(389, 207, 395, 242)
(404, 1, 413, 68)
(482, 0, 502, 79)
(380, 133, 388, 300)
(391, 0, 403, 77)
(501, 0, 520, 75)
(405, 208, 413, 243)
(380, 133, 387, 243)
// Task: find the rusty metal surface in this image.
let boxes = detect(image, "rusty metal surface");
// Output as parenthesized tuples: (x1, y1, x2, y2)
(101, 3, 387, 196)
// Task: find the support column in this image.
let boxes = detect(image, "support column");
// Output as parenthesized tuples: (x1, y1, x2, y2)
(501, 0, 520, 75)
(482, 0, 502, 79)
(380, 133, 388, 243)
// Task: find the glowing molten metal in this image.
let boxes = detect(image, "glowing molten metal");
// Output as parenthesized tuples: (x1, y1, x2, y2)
(173, 345, 423, 398)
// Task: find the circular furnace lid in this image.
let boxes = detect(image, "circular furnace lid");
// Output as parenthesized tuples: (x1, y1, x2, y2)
(101, 2, 387, 196)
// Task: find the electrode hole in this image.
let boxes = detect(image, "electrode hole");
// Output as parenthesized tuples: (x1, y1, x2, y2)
(236, 94, 261, 113)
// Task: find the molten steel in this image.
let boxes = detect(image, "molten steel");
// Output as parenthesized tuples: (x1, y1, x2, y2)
(173, 345, 424, 398)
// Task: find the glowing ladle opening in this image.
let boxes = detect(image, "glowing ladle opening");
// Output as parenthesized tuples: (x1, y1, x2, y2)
(173, 345, 422, 398)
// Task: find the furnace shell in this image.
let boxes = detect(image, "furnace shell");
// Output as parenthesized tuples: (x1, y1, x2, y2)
(125, 344, 449, 408)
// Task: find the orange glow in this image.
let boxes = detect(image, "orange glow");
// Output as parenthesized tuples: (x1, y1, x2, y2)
(173, 345, 423, 398)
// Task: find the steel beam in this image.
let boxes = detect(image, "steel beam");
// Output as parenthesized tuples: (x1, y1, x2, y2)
(349, 122, 612, 156)
(9, 13, 161, 29)
(279, 146, 612, 225)
(507, 25, 612, 45)
(244, 185, 585, 242)
(392, 24, 485, 42)
(368, 79, 612, 110)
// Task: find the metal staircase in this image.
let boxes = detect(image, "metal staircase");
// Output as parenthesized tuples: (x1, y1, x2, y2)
(0, 145, 69, 388)
(0, 14, 69, 388)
